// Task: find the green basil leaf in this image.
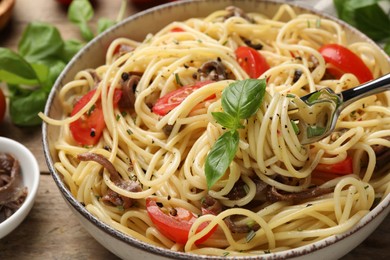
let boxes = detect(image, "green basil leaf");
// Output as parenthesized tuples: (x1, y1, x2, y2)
(68, 0, 94, 24)
(211, 111, 242, 130)
(79, 21, 94, 41)
(222, 78, 266, 120)
(30, 63, 50, 86)
(18, 22, 64, 62)
(205, 130, 239, 189)
(97, 18, 116, 35)
(9, 89, 48, 126)
(61, 39, 85, 62)
(36, 59, 66, 91)
(354, 4, 390, 41)
(333, 0, 390, 41)
(307, 125, 326, 138)
(0, 48, 39, 85)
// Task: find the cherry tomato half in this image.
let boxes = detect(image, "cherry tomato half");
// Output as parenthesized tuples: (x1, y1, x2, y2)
(0, 88, 6, 122)
(69, 89, 122, 146)
(235, 46, 270, 78)
(314, 156, 353, 175)
(319, 44, 373, 84)
(146, 198, 216, 245)
(152, 80, 214, 116)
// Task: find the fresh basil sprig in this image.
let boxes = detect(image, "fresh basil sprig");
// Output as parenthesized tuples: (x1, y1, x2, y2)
(333, 0, 390, 55)
(0, 23, 83, 126)
(0, 0, 127, 126)
(68, 0, 126, 41)
(205, 79, 266, 189)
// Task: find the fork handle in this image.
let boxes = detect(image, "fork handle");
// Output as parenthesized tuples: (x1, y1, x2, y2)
(340, 73, 390, 108)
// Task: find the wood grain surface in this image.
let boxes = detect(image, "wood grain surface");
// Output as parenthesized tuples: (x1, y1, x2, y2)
(0, 0, 389, 259)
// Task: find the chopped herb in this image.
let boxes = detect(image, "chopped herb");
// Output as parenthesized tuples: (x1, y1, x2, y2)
(316, 18, 321, 28)
(307, 91, 322, 104)
(246, 220, 256, 228)
(175, 73, 183, 86)
(126, 129, 133, 135)
(222, 252, 230, 257)
(290, 120, 300, 135)
(117, 205, 124, 211)
(286, 93, 295, 98)
(264, 249, 271, 254)
(243, 183, 250, 194)
(121, 111, 127, 117)
(246, 230, 256, 242)
(116, 114, 120, 121)
(87, 104, 96, 116)
(307, 125, 326, 138)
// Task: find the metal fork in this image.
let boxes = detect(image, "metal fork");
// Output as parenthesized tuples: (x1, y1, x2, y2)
(289, 73, 390, 145)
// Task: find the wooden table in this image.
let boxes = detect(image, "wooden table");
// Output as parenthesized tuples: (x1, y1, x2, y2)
(0, 0, 388, 259)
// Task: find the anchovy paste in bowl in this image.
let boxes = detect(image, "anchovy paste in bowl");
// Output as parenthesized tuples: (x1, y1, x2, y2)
(0, 153, 28, 223)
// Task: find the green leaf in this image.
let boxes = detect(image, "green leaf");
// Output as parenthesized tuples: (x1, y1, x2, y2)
(79, 21, 94, 41)
(68, 0, 94, 24)
(211, 111, 241, 130)
(18, 22, 64, 62)
(9, 89, 48, 126)
(97, 18, 116, 35)
(0, 48, 39, 85)
(307, 125, 326, 138)
(36, 59, 66, 91)
(205, 130, 239, 189)
(354, 4, 390, 41)
(222, 78, 266, 120)
(61, 39, 84, 62)
(30, 63, 50, 86)
(333, 0, 390, 41)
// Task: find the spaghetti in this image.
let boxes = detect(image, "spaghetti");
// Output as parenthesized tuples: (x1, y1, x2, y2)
(41, 5, 390, 256)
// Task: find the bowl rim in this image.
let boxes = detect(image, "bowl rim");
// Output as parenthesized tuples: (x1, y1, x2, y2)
(0, 136, 40, 236)
(42, 0, 390, 259)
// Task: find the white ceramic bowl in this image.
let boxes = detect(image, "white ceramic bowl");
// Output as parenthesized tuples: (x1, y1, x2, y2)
(0, 137, 40, 239)
(42, 0, 390, 259)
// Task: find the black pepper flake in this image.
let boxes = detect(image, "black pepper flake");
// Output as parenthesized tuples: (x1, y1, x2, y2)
(121, 72, 129, 81)
(167, 195, 171, 200)
(169, 208, 178, 216)
(156, 202, 164, 208)
(90, 129, 96, 137)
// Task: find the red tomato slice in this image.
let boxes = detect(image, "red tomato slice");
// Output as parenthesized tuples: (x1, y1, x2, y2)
(152, 80, 214, 116)
(171, 27, 185, 32)
(146, 198, 216, 245)
(319, 44, 373, 83)
(314, 156, 353, 175)
(235, 46, 270, 78)
(70, 89, 122, 146)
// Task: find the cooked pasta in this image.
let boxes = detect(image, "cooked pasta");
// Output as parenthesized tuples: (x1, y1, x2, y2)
(41, 5, 390, 256)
